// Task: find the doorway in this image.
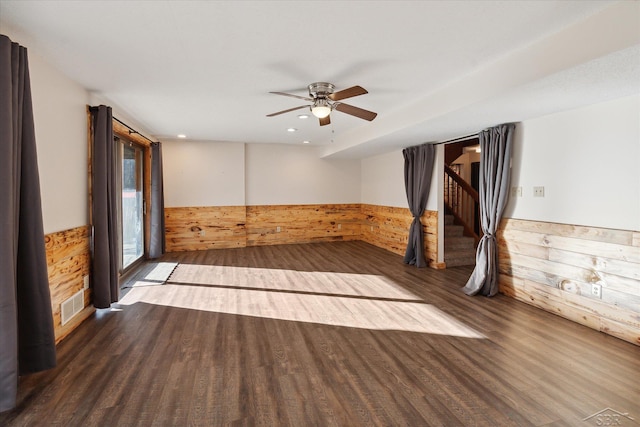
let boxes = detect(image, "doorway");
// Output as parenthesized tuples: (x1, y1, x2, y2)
(441, 138, 480, 267)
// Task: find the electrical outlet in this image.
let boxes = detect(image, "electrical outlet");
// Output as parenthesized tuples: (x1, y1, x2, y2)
(591, 283, 602, 299)
(199, 229, 206, 237)
(338, 223, 342, 230)
(533, 186, 545, 197)
(276, 226, 281, 233)
(83, 275, 89, 290)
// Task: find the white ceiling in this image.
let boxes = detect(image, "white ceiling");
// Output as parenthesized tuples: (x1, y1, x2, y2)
(1, 1, 638, 158)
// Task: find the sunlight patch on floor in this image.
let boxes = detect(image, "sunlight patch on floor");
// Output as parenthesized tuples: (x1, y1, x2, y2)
(168, 264, 419, 300)
(118, 264, 484, 338)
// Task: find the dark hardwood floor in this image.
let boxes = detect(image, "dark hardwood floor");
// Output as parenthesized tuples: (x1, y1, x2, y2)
(2, 241, 639, 426)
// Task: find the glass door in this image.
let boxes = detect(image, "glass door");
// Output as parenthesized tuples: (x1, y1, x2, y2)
(120, 140, 144, 270)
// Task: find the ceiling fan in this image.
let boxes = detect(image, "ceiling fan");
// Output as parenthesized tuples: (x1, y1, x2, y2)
(267, 82, 377, 126)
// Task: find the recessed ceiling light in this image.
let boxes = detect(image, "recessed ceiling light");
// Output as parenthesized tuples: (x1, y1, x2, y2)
(177, 134, 186, 139)
(287, 128, 297, 132)
(298, 114, 309, 119)
(303, 140, 310, 144)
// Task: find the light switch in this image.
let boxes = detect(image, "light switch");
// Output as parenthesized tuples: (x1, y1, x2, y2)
(511, 186, 522, 197)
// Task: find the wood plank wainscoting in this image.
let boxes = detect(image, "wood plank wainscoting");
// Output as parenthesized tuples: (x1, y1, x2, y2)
(45, 225, 94, 343)
(246, 204, 362, 246)
(165, 204, 441, 267)
(165, 206, 247, 252)
(361, 204, 441, 269)
(498, 218, 640, 346)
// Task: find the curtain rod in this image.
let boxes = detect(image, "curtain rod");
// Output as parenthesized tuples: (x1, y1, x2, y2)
(433, 133, 479, 145)
(113, 116, 158, 144)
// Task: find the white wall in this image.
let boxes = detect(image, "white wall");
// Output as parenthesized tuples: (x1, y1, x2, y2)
(504, 95, 640, 231)
(162, 142, 361, 207)
(89, 92, 156, 141)
(245, 144, 360, 205)
(361, 147, 440, 211)
(162, 140, 245, 207)
(361, 151, 406, 208)
(4, 28, 90, 234)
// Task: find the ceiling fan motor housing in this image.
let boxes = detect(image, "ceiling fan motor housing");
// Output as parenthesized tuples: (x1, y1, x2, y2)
(308, 82, 335, 98)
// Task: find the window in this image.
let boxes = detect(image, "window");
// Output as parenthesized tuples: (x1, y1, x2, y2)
(118, 138, 145, 271)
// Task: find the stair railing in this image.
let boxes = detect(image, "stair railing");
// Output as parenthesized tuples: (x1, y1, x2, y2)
(444, 164, 481, 246)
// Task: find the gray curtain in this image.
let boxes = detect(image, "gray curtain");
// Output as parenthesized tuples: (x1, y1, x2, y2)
(463, 124, 514, 296)
(149, 142, 165, 258)
(403, 143, 436, 267)
(0, 34, 56, 412)
(90, 105, 119, 308)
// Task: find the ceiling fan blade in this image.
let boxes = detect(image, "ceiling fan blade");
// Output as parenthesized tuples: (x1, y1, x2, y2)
(319, 115, 331, 126)
(270, 91, 314, 101)
(266, 105, 309, 117)
(334, 103, 377, 121)
(328, 85, 368, 101)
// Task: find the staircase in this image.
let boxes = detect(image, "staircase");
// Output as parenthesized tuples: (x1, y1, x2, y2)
(444, 214, 477, 267)
(443, 163, 481, 268)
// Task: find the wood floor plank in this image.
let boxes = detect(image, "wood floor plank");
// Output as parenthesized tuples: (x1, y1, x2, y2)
(2, 241, 639, 426)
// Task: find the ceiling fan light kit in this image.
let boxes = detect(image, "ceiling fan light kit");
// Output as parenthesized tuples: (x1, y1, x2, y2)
(267, 82, 377, 126)
(311, 99, 331, 119)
